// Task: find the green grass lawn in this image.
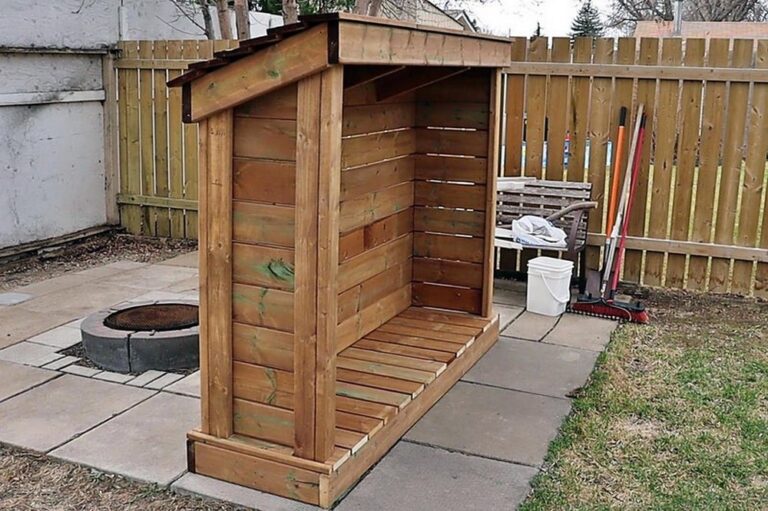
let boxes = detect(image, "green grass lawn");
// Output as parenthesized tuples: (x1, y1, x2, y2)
(521, 290, 768, 510)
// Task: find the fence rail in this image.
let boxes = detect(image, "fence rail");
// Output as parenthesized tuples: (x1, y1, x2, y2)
(113, 36, 768, 297)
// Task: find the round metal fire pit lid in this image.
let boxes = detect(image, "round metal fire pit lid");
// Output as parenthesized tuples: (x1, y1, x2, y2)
(104, 303, 198, 331)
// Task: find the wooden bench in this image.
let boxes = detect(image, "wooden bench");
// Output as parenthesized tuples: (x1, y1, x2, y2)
(495, 178, 597, 291)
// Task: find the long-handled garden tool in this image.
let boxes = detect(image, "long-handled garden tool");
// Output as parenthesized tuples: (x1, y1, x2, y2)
(570, 106, 649, 324)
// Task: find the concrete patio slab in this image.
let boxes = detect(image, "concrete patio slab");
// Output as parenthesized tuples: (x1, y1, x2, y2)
(75, 261, 147, 278)
(0, 375, 153, 452)
(41, 355, 80, 371)
(127, 290, 192, 303)
(0, 341, 63, 366)
(126, 369, 165, 387)
(337, 441, 536, 511)
(0, 360, 58, 402)
(544, 313, 617, 352)
(173, 473, 317, 511)
(0, 307, 71, 349)
(18, 283, 146, 318)
(164, 370, 200, 397)
(463, 337, 599, 398)
(52, 393, 198, 485)
(94, 371, 135, 383)
(498, 305, 524, 332)
(503, 311, 559, 341)
(27, 325, 82, 349)
(61, 364, 102, 377)
(405, 382, 571, 466)
(158, 251, 199, 268)
(145, 372, 185, 389)
(161, 276, 200, 293)
(98, 265, 198, 291)
(0, 292, 32, 306)
(494, 286, 527, 307)
(13, 272, 95, 297)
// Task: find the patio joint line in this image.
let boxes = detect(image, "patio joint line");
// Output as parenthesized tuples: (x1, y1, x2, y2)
(45, 390, 161, 454)
(401, 438, 541, 469)
(458, 379, 572, 402)
(0, 372, 65, 406)
(496, 334, 599, 354)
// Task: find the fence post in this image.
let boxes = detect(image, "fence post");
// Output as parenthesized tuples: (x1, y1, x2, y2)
(102, 50, 120, 226)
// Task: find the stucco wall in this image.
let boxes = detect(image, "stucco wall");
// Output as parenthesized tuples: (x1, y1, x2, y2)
(0, 1, 281, 249)
(0, 102, 107, 247)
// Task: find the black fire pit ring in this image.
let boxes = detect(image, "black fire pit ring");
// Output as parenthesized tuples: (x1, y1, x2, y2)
(81, 300, 199, 373)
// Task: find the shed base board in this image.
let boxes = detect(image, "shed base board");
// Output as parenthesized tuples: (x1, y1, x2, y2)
(186, 311, 499, 508)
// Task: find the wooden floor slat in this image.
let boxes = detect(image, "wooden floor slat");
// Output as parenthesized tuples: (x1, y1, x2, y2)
(356, 338, 455, 363)
(376, 322, 471, 344)
(338, 356, 436, 384)
(340, 347, 446, 373)
(387, 315, 481, 336)
(401, 306, 490, 328)
(366, 330, 465, 354)
(337, 367, 425, 396)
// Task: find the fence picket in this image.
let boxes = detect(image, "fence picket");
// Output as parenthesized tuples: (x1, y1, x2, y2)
(689, 40, 729, 291)
(544, 37, 571, 181)
(167, 40, 186, 238)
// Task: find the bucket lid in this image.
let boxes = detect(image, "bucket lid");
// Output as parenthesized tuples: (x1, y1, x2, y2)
(527, 256, 573, 272)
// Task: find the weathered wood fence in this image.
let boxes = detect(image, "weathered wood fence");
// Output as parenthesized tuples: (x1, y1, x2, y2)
(114, 40, 236, 240)
(112, 36, 768, 297)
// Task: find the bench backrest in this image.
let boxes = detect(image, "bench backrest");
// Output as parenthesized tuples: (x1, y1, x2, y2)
(497, 180, 592, 248)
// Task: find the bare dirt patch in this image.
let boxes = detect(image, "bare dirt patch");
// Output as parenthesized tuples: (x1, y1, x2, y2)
(0, 233, 196, 291)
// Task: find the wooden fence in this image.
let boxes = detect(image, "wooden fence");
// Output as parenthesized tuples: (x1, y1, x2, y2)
(502, 36, 768, 297)
(114, 40, 236, 239)
(112, 37, 768, 297)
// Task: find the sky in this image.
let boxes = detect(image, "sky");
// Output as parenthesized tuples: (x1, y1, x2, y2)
(457, 0, 615, 37)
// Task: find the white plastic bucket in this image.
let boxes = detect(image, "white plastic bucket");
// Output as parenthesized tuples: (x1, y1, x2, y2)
(526, 256, 573, 316)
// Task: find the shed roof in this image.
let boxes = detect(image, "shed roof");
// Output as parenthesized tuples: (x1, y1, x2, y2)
(170, 13, 511, 122)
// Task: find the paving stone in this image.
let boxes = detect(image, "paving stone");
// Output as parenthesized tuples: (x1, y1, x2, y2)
(0, 342, 64, 367)
(463, 337, 599, 398)
(173, 473, 316, 511)
(494, 288, 527, 308)
(19, 283, 145, 317)
(145, 372, 185, 389)
(99, 265, 199, 291)
(42, 356, 80, 371)
(75, 261, 147, 278)
(14, 273, 94, 297)
(544, 313, 617, 352)
(94, 371, 135, 384)
(337, 442, 536, 511)
(405, 382, 571, 466)
(0, 360, 58, 402)
(126, 370, 165, 387)
(162, 276, 200, 293)
(52, 393, 198, 485)
(63, 317, 85, 329)
(164, 371, 200, 397)
(158, 251, 199, 268)
(0, 307, 71, 349)
(128, 291, 191, 303)
(27, 325, 82, 349)
(0, 292, 33, 306)
(0, 375, 153, 452)
(61, 364, 102, 377)
(504, 311, 560, 341)
(497, 305, 524, 332)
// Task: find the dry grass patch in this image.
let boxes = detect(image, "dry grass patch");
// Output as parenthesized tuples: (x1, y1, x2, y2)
(521, 289, 768, 510)
(0, 444, 240, 511)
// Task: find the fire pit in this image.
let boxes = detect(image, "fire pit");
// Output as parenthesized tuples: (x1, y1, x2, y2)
(80, 300, 199, 373)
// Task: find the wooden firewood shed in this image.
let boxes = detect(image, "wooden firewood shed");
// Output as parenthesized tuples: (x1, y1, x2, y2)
(169, 13, 511, 508)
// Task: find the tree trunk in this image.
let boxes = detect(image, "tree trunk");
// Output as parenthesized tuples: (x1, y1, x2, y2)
(283, 0, 299, 24)
(216, 0, 233, 39)
(196, 0, 215, 39)
(234, 0, 250, 39)
(355, 0, 371, 15)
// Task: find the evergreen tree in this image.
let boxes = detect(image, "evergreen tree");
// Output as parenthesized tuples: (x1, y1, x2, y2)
(571, 0, 604, 38)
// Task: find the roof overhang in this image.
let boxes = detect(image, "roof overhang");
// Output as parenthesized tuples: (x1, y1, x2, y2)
(170, 13, 511, 123)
